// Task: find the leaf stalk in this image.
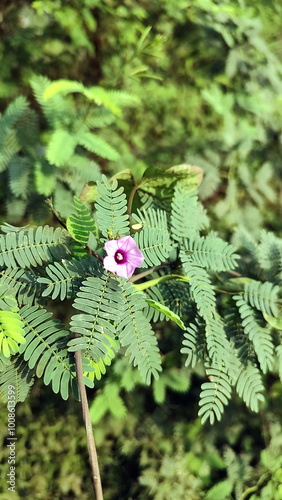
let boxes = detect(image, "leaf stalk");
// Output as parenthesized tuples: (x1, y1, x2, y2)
(75, 349, 103, 500)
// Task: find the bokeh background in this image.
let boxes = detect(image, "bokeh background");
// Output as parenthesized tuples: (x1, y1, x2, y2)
(0, 1, 282, 499)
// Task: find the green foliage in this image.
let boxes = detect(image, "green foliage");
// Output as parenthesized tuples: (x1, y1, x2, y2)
(0, 76, 137, 222)
(0, 267, 43, 305)
(0, 2, 282, 496)
(171, 184, 207, 241)
(133, 207, 173, 266)
(233, 295, 275, 374)
(0, 165, 280, 429)
(0, 225, 71, 268)
(69, 274, 121, 363)
(199, 363, 232, 425)
(145, 299, 185, 331)
(0, 310, 25, 358)
(37, 256, 100, 301)
(235, 364, 265, 413)
(67, 196, 98, 248)
(0, 358, 34, 404)
(95, 175, 130, 239)
(115, 278, 162, 384)
(152, 367, 190, 404)
(89, 382, 127, 424)
(182, 235, 239, 273)
(1, 0, 282, 235)
(243, 280, 280, 317)
(18, 305, 78, 400)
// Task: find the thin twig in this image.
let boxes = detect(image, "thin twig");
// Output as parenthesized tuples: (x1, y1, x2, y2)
(75, 349, 103, 500)
(127, 184, 139, 216)
(226, 270, 243, 277)
(88, 248, 103, 263)
(129, 264, 169, 283)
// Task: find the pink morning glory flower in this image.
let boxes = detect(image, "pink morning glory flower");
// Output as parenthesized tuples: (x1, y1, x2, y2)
(103, 236, 144, 278)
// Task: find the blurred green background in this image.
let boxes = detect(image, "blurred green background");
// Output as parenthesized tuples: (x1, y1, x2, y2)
(0, 1, 282, 499)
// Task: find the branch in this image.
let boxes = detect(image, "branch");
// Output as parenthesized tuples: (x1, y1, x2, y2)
(129, 264, 169, 283)
(75, 349, 103, 500)
(127, 184, 139, 216)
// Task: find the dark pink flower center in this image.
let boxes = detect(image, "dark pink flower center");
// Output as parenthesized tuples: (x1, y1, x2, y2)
(114, 250, 126, 264)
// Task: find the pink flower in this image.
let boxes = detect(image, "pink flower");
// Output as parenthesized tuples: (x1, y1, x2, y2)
(103, 236, 144, 278)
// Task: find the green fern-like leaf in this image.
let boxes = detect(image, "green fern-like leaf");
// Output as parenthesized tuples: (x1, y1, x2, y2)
(83, 355, 113, 383)
(276, 344, 282, 382)
(43, 80, 134, 117)
(180, 255, 216, 318)
(205, 315, 231, 365)
(68, 274, 121, 363)
(8, 156, 31, 199)
(38, 256, 103, 301)
(84, 108, 116, 128)
(170, 184, 203, 241)
(139, 164, 203, 211)
(243, 280, 280, 316)
(181, 321, 206, 368)
(0, 96, 29, 141)
(234, 295, 275, 373)
(15, 107, 39, 147)
(115, 277, 162, 384)
(66, 157, 101, 197)
(198, 363, 232, 424)
(0, 267, 43, 305)
(34, 160, 56, 197)
(235, 364, 265, 412)
(18, 305, 78, 400)
(0, 129, 21, 173)
(257, 230, 282, 282)
(30, 75, 68, 127)
(67, 196, 98, 247)
(0, 283, 18, 311)
(76, 131, 119, 161)
(159, 279, 194, 320)
(0, 310, 26, 358)
(152, 368, 190, 404)
(133, 208, 173, 266)
(205, 480, 233, 500)
(0, 226, 71, 269)
(89, 382, 127, 425)
(0, 97, 31, 174)
(0, 357, 34, 404)
(143, 286, 166, 322)
(95, 175, 129, 239)
(182, 235, 239, 272)
(46, 129, 77, 167)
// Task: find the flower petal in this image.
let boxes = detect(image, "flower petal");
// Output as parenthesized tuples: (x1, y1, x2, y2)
(116, 263, 134, 278)
(124, 262, 136, 278)
(127, 247, 144, 267)
(103, 236, 144, 278)
(118, 236, 133, 252)
(104, 239, 119, 256)
(103, 255, 118, 272)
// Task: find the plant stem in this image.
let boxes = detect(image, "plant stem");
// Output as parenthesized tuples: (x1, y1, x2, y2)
(127, 183, 139, 216)
(133, 273, 190, 291)
(239, 472, 269, 500)
(75, 349, 103, 500)
(129, 264, 169, 283)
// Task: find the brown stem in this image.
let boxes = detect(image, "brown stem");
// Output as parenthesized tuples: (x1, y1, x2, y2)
(129, 264, 169, 283)
(127, 184, 139, 216)
(226, 270, 243, 277)
(88, 248, 103, 263)
(75, 350, 103, 500)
